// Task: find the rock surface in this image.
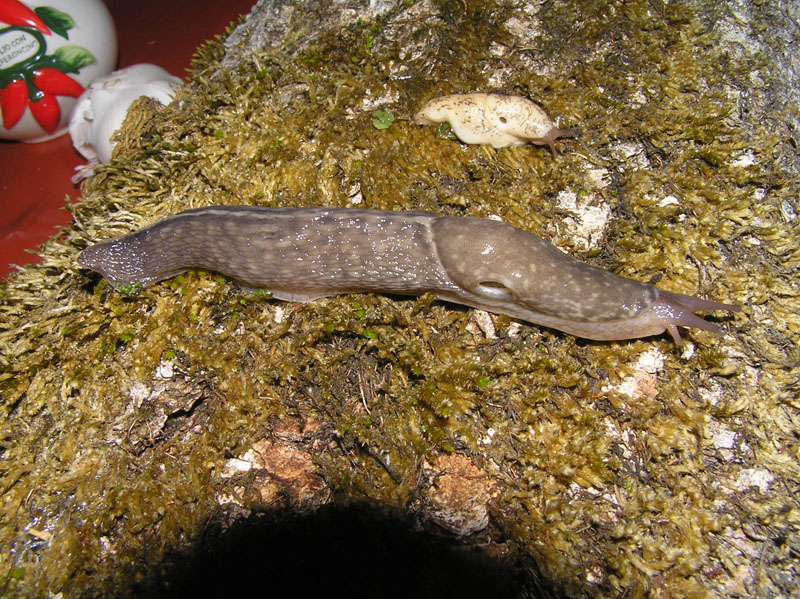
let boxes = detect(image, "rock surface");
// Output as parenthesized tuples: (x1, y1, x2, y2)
(1, 1, 798, 597)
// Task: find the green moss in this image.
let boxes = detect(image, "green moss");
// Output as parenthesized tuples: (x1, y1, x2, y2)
(0, 0, 798, 597)
(113, 280, 143, 296)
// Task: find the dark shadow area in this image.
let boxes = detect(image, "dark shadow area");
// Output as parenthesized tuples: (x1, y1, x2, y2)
(139, 505, 561, 599)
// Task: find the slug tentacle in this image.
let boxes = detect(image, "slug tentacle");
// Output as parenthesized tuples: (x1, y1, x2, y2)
(78, 207, 741, 343)
(542, 128, 579, 157)
(652, 290, 740, 344)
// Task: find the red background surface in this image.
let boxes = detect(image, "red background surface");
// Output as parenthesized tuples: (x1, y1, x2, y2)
(0, 0, 257, 279)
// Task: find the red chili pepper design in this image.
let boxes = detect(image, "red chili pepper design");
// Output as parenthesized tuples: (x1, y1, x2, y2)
(0, 2, 94, 134)
(33, 68, 84, 97)
(27, 92, 59, 133)
(0, 0, 50, 34)
(0, 79, 28, 129)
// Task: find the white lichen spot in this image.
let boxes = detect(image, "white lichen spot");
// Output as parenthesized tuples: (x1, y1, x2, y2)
(466, 310, 496, 338)
(731, 150, 755, 167)
(155, 360, 174, 379)
(735, 468, 774, 494)
(488, 41, 506, 57)
(585, 566, 606, 585)
(698, 382, 723, 406)
(99, 536, 114, 557)
(357, 88, 398, 113)
(602, 348, 665, 401)
(570, 481, 601, 496)
(709, 421, 737, 450)
(723, 527, 762, 563)
(780, 199, 797, 222)
(215, 487, 248, 508)
(602, 418, 622, 440)
(555, 190, 611, 250)
(506, 322, 522, 337)
(502, 13, 544, 49)
(273, 305, 286, 324)
(609, 140, 650, 170)
(658, 195, 680, 207)
(486, 69, 508, 88)
(615, 373, 655, 400)
(585, 167, 610, 189)
(128, 382, 150, 404)
(629, 89, 648, 107)
(220, 456, 255, 479)
(347, 182, 363, 205)
(636, 348, 665, 373)
(478, 427, 496, 446)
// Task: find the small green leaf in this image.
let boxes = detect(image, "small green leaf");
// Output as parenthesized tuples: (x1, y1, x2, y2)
(436, 122, 458, 140)
(371, 108, 394, 130)
(477, 375, 490, 388)
(113, 281, 143, 297)
(52, 45, 95, 73)
(35, 7, 75, 39)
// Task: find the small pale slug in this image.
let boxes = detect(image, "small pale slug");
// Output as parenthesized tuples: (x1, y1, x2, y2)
(414, 93, 577, 156)
(78, 206, 740, 343)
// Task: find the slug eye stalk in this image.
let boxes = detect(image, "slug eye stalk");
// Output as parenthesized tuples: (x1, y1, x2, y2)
(656, 291, 742, 345)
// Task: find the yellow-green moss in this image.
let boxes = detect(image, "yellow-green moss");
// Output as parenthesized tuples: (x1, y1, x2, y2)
(1, 0, 798, 597)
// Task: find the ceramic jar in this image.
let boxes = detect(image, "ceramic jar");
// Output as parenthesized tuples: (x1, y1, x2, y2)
(0, 0, 116, 142)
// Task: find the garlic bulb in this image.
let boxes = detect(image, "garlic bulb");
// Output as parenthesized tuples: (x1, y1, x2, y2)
(69, 64, 182, 176)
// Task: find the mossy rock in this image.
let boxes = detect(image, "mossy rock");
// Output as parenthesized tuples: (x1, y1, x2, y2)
(1, 1, 798, 597)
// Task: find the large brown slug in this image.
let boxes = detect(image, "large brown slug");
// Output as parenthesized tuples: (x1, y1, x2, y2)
(78, 206, 740, 343)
